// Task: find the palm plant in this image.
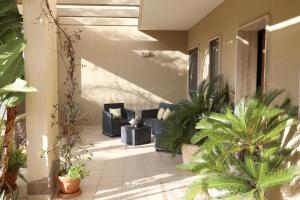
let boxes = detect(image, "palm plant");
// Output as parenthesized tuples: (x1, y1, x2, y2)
(0, 0, 36, 187)
(181, 98, 300, 200)
(192, 98, 291, 158)
(160, 77, 231, 154)
(255, 89, 298, 117)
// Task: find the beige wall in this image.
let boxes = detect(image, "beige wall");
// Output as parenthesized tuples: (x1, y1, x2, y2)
(188, 0, 300, 105)
(58, 26, 188, 125)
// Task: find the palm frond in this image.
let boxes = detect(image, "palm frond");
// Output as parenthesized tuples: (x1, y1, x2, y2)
(160, 77, 231, 154)
(182, 94, 299, 199)
(185, 176, 209, 200)
(207, 175, 253, 193)
(257, 167, 300, 189)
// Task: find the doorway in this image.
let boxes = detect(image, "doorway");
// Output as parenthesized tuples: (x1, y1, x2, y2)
(256, 29, 266, 94)
(235, 16, 269, 103)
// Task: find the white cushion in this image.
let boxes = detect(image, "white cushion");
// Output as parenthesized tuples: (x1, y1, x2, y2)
(157, 108, 165, 120)
(109, 108, 122, 119)
(162, 108, 172, 120)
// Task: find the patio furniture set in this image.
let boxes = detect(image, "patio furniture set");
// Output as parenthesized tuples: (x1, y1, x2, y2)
(102, 103, 176, 151)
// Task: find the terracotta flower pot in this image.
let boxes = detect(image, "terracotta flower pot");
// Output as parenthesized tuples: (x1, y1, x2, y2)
(4, 171, 18, 189)
(57, 175, 81, 194)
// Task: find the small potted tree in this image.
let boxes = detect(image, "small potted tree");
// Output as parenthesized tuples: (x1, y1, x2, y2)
(54, 134, 92, 198)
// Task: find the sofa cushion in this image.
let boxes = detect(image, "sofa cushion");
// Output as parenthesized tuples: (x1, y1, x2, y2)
(159, 103, 177, 111)
(162, 108, 172, 120)
(157, 108, 165, 120)
(109, 108, 122, 119)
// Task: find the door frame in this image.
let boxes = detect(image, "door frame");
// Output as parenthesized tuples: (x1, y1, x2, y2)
(235, 15, 270, 103)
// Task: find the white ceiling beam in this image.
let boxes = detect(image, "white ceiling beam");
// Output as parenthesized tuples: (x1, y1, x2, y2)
(57, 0, 140, 6)
(58, 17, 138, 26)
(57, 5, 139, 18)
(17, 0, 140, 6)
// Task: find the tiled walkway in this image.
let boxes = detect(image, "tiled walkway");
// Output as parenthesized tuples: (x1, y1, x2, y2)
(19, 126, 197, 200)
(55, 126, 196, 200)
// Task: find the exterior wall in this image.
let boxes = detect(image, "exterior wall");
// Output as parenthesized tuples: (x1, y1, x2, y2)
(58, 26, 188, 125)
(188, 0, 300, 105)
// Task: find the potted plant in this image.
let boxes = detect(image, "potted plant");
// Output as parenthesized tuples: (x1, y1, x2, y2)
(161, 77, 231, 163)
(0, 143, 26, 189)
(181, 97, 300, 199)
(54, 133, 92, 198)
(57, 162, 88, 196)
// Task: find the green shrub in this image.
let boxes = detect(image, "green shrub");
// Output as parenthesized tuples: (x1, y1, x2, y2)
(181, 98, 300, 200)
(7, 148, 26, 173)
(67, 162, 89, 180)
(0, 142, 26, 173)
(161, 77, 231, 154)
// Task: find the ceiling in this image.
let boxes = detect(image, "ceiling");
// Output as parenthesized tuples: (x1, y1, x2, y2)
(18, 0, 140, 27)
(17, 0, 224, 29)
(57, 0, 140, 6)
(139, 0, 224, 31)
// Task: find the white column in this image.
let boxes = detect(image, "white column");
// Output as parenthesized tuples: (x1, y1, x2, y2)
(23, 0, 58, 198)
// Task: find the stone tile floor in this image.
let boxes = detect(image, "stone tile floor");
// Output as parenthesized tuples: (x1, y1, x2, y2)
(20, 126, 198, 200)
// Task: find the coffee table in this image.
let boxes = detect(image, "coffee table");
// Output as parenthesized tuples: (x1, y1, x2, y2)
(121, 125, 151, 146)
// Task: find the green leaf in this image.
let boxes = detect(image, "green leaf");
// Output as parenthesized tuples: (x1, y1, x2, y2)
(244, 154, 258, 179)
(0, 55, 23, 88)
(185, 176, 209, 200)
(222, 189, 256, 200)
(260, 120, 295, 144)
(207, 175, 253, 192)
(191, 130, 209, 144)
(216, 145, 242, 169)
(257, 167, 300, 189)
(0, 78, 37, 93)
(2, 92, 24, 107)
(178, 162, 209, 173)
(262, 147, 279, 159)
(0, 38, 26, 76)
(0, 0, 16, 17)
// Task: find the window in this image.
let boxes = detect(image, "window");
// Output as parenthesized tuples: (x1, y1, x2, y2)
(188, 47, 198, 92)
(209, 38, 220, 80)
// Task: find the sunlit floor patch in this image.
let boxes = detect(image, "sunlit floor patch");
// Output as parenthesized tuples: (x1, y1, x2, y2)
(48, 126, 197, 200)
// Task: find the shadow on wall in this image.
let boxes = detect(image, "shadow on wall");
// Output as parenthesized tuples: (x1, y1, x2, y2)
(58, 26, 188, 125)
(80, 58, 170, 110)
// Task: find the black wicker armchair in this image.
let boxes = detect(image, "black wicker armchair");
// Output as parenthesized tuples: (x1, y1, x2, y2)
(102, 103, 135, 137)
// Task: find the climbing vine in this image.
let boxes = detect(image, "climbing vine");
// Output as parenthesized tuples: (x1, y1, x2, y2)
(39, 0, 86, 133)
(37, 0, 93, 185)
